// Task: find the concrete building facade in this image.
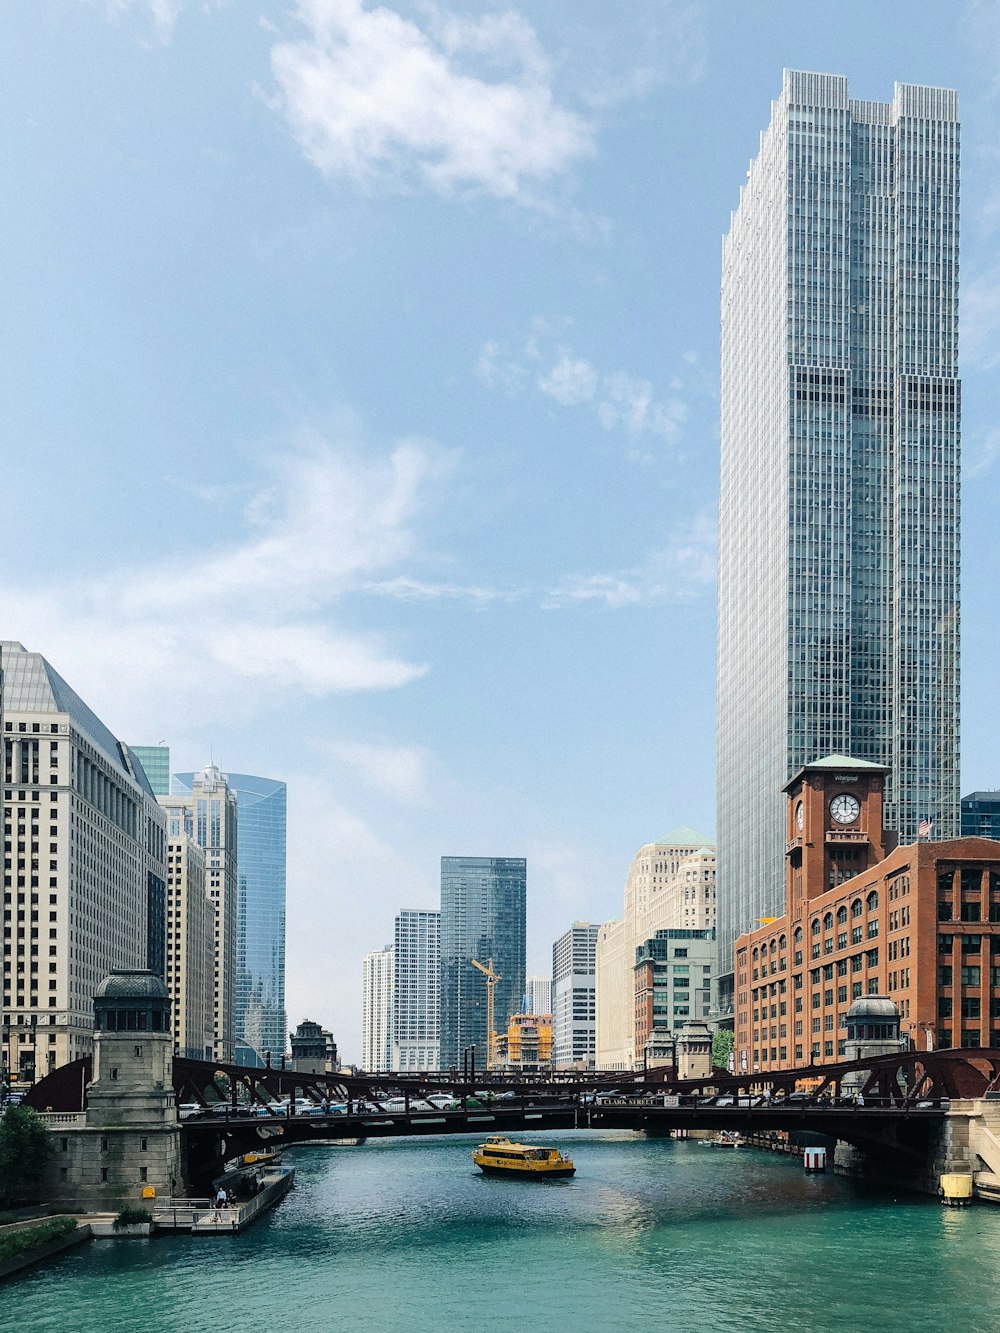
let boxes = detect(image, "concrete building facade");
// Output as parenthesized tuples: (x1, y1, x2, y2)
(161, 766, 237, 1063)
(524, 974, 552, 1017)
(165, 832, 214, 1059)
(1, 641, 166, 1081)
(552, 923, 598, 1068)
(392, 909, 439, 1072)
(596, 830, 715, 1070)
(362, 945, 393, 1073)
(718, 71, 962, 1008)
(634, 928, 716, 1061)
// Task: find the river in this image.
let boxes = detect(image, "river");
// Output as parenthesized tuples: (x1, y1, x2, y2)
(9, 1131, 1000, 1331)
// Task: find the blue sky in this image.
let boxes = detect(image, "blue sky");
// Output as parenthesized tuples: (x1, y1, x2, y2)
(3, 0, 999, 1057)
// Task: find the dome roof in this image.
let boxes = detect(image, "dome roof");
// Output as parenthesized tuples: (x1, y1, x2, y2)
(94, 969, 169, 1001)
(845, 995, 898, 1021)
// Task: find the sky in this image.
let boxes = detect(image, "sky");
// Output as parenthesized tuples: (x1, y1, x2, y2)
(2, 0, 1000, 1059)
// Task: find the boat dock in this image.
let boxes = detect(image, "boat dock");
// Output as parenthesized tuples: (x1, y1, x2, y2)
(153, 1166, 295, 1234)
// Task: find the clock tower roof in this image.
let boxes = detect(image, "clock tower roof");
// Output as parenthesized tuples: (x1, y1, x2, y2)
(783, 753, 890, 793)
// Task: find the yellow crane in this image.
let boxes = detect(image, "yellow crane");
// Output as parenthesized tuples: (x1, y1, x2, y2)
(471, 957, 502, 1070)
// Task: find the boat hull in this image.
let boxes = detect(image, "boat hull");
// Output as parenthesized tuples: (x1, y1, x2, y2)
(474, 1161, 575, 1179)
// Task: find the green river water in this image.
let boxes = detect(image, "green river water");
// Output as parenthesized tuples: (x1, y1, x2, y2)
(7, 1131, 1000, 1332)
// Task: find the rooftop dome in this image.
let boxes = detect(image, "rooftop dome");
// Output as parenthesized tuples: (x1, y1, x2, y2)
(845, 995, 898, 1021)
(94, 969, 169, 1002)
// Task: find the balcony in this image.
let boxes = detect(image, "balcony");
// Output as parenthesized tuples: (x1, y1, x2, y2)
(825, 829, 870, 845)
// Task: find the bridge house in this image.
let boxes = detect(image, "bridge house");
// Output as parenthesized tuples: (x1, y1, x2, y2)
(734, 755, 1000, 1075)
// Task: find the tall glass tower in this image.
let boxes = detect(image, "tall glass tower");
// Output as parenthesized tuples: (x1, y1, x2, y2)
(439, 857, 526, 1071)
(175, 770, 286, 1060)
(717, 71, 961, 1004)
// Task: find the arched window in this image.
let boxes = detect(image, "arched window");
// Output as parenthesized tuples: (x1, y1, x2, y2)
(752, 947, 759, 962)
(778, 935, 787, 951)
(823, 912, 834, 931)
(867, 891, 879, 912)
(811, 918, 821, 936)
(770, 939, 777, 954)
(851, 898, 863, 919)
(794, 927, 803, 944)
(837, 906, 847, 925)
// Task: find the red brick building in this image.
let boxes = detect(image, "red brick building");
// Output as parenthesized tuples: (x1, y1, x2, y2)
(734, 755, 1000, 1074)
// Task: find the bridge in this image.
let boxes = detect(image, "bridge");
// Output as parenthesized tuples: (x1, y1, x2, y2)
(26, 1045, 1000, 1193)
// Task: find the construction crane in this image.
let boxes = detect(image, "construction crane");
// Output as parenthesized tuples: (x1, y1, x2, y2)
(471, 957, 502, 1071)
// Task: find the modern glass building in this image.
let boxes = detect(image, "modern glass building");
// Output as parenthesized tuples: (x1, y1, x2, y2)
(132, 745, 170, 798)
(717, 71, 961, 1007)
(174, 771, 286, 1061)
(362, 945, 393, 1072)
(439, 856, 526, 1071)
(961, 792, 1000, 840)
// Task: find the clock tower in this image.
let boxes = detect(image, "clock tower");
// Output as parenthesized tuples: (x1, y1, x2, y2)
(783, 754, 891, 917)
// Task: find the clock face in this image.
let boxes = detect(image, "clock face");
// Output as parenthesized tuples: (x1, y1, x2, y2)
(795, 802, 803, 831)
(830, 794, 861, 825)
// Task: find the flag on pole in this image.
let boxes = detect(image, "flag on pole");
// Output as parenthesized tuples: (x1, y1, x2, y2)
(918, 817, 933, 839)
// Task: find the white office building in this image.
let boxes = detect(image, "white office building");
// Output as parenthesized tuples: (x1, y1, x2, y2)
(362, 944, 394, 1073)
(551, 924, 598, 1068)
(392, 909, 439, 1071)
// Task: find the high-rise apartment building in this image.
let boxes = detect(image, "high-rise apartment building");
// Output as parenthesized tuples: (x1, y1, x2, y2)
(1, 641, 166, 1080)
(392, 908, 440, 1071)
(176, 771, 287, 1063)
(962, 793, 1000, 841)
(596, 829, 715, 1069)
(362, 945, 393, 1072)
(551, 923, 599, 1068)
(161, 766, 237, 1062)
(439, 856, 526, 1071)
(718, 71, 961, 1008)
(165, 832, 214, 1059)
(524, 974, 552, 1016)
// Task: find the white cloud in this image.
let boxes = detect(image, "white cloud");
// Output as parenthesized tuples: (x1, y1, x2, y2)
(480, 326, 689, 448)
(545, 511, 716, 607)
(538, 352, 599, 406)
(99, 0, 197, 42)
(269, 0, 594, 204)
(0, 427, 454, 730)
(324, 739, 429, 802)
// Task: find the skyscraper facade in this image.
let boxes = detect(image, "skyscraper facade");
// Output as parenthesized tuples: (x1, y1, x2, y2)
(596, 829, 715, 1069)
(392, 909, 440, 1071)
(439, 856, 526, 1071)
(717, 71, 961, 1006)
(551, 923, 598, 1068)
(162, 766, 238, 1061)
(174, 771, 287, 1062)
(362, 945, 393, 1073)
(524, 974, 552, 1016)
(1, 641, 166, 1079)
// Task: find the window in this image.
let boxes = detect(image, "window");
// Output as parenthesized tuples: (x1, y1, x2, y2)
(961, 966, 981, 987)
(851, 899, 862, 919)
(866, 891, 879, 912)
(939, 966, 953, 986)
(837, 906, 847, 925)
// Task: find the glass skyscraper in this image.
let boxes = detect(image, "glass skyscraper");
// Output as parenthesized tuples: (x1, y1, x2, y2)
(392, 909, 440, 1071)
(174, 770, 286, 1060)
(439, 856, 526, 1071)
(717, 72, 961, 1002)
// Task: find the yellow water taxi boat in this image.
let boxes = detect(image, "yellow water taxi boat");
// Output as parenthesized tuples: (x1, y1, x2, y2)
(472, 1135, 575, 1178)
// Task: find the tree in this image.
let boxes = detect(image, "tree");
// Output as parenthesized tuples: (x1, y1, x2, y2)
(712, 1028, 735, 1073)
(0, 1105, 52, 1203)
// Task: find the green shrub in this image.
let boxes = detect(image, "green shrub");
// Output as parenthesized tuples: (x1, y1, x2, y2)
(0, 1217, 77, 1263)
(0, 1106, 52, 1203)
(113, 1206, 152, 1230)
